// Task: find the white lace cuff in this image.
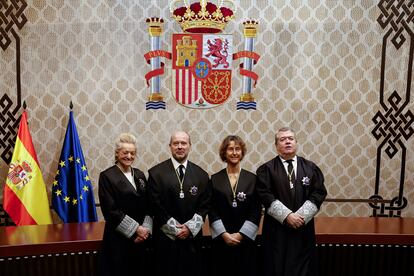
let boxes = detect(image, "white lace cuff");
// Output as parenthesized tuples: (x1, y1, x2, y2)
(161, 217, 179, 240)
(184, 213, 204, 237)
(267, 200, 292, 224)
(142, 215, 153, 235)
(210, 219, 226, 239)
(239, 220, 259, 241)
(295, 200, 319, 224)
(116, 215, 139, 238)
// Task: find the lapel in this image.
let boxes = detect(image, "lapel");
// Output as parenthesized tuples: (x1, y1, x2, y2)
(182, 161, 200, 197)
(276, 156, 291, 190)
(113, 165, 137, 194)
(133, 168, 147, 193)
(166, 159, 181, 188)
(295, 156, 312, 199)
(235, 169, 246, 194)
(216, 168, 244, 205)
(182, 161, 191, 187)
(218, 168, 234, 200)
(295, 156, 304, 188)
(275, 156, 296, 208)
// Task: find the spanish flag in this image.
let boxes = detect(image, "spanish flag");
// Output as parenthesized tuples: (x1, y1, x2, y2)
(3, 111, 52, 225)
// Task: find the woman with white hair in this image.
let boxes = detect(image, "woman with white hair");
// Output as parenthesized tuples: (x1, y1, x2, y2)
(98, 133, 152, 276)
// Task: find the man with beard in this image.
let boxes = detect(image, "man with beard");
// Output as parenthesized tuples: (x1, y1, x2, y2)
(148, 131, 210, 276)
(256, 127, 327, 276)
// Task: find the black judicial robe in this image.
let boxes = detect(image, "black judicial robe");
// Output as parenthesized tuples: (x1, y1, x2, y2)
(256, 156, 327, 276)
(209, 168, 262, 276)
(148, 159, 210, 276)
(98, 165, 151, 276)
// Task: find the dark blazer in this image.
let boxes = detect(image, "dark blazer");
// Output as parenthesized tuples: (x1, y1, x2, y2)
(98, 165, 151, 276)
(209, 168, 261, 235)
(256, 155, 327, 276)
(148, 159, 210, 229)
(209, 168, 262, 276)
(148, 158, 210, 276)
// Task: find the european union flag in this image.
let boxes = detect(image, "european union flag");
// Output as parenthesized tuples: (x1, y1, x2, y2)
(52, 111, 97, 222)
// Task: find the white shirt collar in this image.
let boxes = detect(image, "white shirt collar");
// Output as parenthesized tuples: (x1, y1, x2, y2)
(171, 157, 188, 171)
(279, 155, 297, 163)
(279, 156, 297, 173)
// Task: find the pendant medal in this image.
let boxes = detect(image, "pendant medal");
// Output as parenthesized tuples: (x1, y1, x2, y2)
(179, 191, 185, 199)
(232, 200, 237, 208)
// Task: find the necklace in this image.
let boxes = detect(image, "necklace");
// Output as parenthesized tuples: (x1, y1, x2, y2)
(226, 167, 241, 208)
(175, 166, 185, 199)
(288, 171, 294, 189)
(286, 162, 295, 189)
(287, 170, 294, 182)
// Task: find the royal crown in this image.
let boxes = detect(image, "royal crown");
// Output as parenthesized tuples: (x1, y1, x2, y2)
(170, 0, 236, 33)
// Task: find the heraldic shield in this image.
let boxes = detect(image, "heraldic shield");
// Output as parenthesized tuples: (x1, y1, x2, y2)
(172, 33, 233, 109)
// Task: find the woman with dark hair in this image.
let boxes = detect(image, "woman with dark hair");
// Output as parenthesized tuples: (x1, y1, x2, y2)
(209, 135, 262, 276)
(98, 133, 152, 276)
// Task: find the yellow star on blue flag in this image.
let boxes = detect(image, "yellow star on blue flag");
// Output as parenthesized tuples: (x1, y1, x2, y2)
(51, 111, 97, 222)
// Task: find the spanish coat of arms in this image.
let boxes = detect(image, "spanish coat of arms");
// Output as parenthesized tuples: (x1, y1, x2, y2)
(172, 33, 233, 108)
(7, 160, 33, 190)
(144, 0, 260, 110)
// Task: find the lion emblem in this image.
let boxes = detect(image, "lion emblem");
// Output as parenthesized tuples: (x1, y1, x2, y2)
(205, 38, 229, 68)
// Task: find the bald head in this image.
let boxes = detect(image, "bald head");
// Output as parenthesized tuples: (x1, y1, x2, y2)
(169, 131, 191, 163)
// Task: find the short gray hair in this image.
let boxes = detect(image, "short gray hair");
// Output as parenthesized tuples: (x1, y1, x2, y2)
(275, 127, 296, 144)
(114, 133, 137, 162)
(169, 130, 191, 145)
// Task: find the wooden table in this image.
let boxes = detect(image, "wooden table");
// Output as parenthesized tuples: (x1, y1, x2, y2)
(1, 217, 413, 276)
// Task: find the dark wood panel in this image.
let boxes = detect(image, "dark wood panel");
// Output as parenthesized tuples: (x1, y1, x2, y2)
(315, 217, 414, 245)
(0, 252, 99, 276)
(0, 222, 103, 257)
(1, 217, 414, 257)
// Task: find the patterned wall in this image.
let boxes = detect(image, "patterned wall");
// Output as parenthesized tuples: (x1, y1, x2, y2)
(1, 0, 413, 221)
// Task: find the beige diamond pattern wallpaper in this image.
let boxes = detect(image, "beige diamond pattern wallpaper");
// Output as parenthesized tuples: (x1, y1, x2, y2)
(1, 0, 413, 222)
